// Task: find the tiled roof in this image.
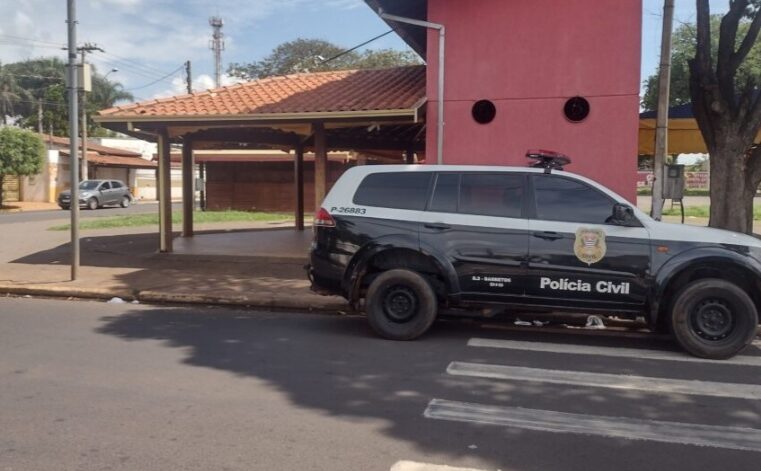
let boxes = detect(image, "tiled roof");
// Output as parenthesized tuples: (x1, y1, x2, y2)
(98, 65, 426, 119)
(40, 134, 143, 157)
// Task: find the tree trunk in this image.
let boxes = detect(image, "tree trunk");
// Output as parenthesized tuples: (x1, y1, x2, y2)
(0, 174, 4, 209)
(709, 146, 757, 234)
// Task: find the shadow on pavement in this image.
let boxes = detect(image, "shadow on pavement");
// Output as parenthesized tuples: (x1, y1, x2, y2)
(94, 307, 760, 469)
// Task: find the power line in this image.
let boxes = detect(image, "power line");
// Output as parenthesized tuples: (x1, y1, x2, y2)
(124, 64, 185, 91)
(96, 50, 177, 77)
(319, 30, 394, 65)
(0, 34, 64, 47)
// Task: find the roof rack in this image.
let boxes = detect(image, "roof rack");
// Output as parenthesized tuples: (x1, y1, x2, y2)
(526, 149, 571, 174)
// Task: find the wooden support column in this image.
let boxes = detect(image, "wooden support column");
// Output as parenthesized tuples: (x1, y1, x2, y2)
(294, 143, 305, 231)
(405, 145, 415, 164)
(158, 131, 173, 253)
(181, 136, 195, 237)
(313, 122, 327, 213)
(199, 162, 206, 211)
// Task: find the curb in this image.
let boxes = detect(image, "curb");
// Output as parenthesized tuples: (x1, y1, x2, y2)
(0, 283, 348, 312)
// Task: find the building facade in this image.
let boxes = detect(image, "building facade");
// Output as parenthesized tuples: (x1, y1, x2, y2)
(371, 0, 642, 201)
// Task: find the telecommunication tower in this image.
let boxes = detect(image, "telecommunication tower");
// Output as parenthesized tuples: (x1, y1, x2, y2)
(209, 16, 224, 87)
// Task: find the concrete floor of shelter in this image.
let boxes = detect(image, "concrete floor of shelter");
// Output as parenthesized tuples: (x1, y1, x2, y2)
(172, 227, 313, 261)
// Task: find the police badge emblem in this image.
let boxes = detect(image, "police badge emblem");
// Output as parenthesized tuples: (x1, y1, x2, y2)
(574, 228, 606, 265)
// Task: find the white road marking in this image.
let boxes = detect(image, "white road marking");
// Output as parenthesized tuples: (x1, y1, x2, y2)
(390, 461, 489, 471)
(447, 362, 761, 400)
(424, 399, 761, 452)
(468, 338, 761, 367)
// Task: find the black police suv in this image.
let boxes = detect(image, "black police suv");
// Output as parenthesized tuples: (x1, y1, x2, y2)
(307, 156, 761, 360)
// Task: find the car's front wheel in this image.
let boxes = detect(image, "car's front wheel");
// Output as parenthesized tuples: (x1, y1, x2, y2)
(365, 269, 438, 340)
(120, 196, 131, 208)
(87, 198, 99, 210)
(671, 278, 758, 359)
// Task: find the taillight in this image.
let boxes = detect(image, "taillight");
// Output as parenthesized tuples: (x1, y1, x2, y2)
(314, 208, 336, 228)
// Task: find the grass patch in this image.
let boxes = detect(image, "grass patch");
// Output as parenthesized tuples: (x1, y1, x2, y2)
(662, 205, 761, 220)
(49, 210, 294, 231)
(637, 188, 711, 197)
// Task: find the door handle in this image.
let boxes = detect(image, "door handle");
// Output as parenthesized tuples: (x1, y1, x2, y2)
(533, 231, 563, 241)
(424, 222, 451, 231)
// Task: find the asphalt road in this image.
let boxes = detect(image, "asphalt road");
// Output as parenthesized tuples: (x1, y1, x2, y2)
(0, 202, 183, 224)
(1, 298, 761, 471)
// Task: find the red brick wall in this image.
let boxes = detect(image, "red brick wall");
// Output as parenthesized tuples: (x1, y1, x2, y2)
(206, 161, 350, 212)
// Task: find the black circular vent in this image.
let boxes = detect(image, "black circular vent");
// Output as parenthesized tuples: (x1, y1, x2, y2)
(472, 100, 497, 124)
(564, 96, 590, 122)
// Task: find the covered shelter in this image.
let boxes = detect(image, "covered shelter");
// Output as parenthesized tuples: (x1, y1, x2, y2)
(639, 103, 761, 155)
(95, 65, 427, 253)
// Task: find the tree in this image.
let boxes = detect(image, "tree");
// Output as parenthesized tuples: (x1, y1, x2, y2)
(641, 14, 761, 111)
(228, 38, 421, 80)
(690, 0, 761, 233)
(0, 64, 30, 125)
(0, 127, 45, 208)
(0, 58, 133, 136)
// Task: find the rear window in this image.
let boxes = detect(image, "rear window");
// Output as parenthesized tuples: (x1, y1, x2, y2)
(353, 172, 432, 210)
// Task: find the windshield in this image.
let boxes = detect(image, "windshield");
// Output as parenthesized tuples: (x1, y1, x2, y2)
(79, 181, 100, 191)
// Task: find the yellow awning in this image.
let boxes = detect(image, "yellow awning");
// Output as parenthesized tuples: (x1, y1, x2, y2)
(639, 118, 761, 155)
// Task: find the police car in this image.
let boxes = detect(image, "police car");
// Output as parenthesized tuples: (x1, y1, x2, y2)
(307, 152, 761, 359)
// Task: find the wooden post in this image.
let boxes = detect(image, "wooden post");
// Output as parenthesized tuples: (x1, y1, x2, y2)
(199, 162, 206, 211)
(313, 122, 327, 213)
(405, 145, 415, 164)
(294, 143, 305, 231)
(181, 136, 194, 237)
(158, 131, 173, 252)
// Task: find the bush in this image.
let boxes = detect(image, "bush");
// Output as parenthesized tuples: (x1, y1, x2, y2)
(0, 127, 45, 207)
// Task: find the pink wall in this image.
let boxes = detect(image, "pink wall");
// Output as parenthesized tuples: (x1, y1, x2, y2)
(425, 0, 642, 202)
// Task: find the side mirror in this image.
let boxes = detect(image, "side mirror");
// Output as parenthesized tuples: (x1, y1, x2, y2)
(610, 203, 639, 226)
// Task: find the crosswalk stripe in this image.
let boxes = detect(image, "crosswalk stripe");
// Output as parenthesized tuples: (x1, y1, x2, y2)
(390, 461, 488, 471)
(447, 361, 761, 399)
(468, 338, 761, 367)
(424, 399, 761, 452)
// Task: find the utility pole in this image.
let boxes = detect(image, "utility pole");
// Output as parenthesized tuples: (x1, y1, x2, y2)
(66, 0, 80, 281)
(651, 0, 674, 220)
(37, 99, 43, 134)
(209, 16, 224, 87)
(78, 42, 103, 181)
(185, 60, 192, 94)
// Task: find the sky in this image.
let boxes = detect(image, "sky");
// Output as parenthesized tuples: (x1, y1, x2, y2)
(0, 0, 733, 103)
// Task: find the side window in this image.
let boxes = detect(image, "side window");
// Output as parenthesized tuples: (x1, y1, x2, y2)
(100, 181, 111, 190)
(428, 173, 459, 213)
(459, 173, 524, 218)
(111, 181, 123, 189)
(532, 175, 614, 224)
(353, 172, 432, 210)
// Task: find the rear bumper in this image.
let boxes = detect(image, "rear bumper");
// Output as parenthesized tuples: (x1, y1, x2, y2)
(307, 250, 345, 297)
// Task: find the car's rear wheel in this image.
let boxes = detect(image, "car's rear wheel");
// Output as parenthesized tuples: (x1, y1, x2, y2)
(365, 269, 438, 340)
(671, 278, 758, 359)
(120, 196, 131, 208)
(87, 198, 99, 210)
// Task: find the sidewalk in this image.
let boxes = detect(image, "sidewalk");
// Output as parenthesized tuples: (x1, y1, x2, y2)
(0, 201, 59, 212)
(0, 219, 348, 311)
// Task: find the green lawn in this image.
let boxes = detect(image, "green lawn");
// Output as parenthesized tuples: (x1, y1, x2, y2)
(49, 210, 295, 231)
(662, 205, 761, 220)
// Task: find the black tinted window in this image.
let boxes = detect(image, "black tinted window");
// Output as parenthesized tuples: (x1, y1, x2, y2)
(353, 172, 432, 210)
(459, 173, 524, 218)
(111, 181, 123, 189)
(429, 173, 459, 213)
(533, 175, 614, 224)
(100, 182, 111, 190)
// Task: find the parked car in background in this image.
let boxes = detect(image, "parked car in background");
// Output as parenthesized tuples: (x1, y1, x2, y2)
(58, 180, 133, 210)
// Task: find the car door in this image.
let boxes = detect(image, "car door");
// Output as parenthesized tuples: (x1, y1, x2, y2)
(419, 172, 529, 303)
(526, 174, 651, 310)
(98, 181, 113, 204)
(111, 181, 126, 202)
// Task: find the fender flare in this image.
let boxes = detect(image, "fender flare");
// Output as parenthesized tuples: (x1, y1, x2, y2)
(342, 235, 460, 303)
(650, 246, 761, 324)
